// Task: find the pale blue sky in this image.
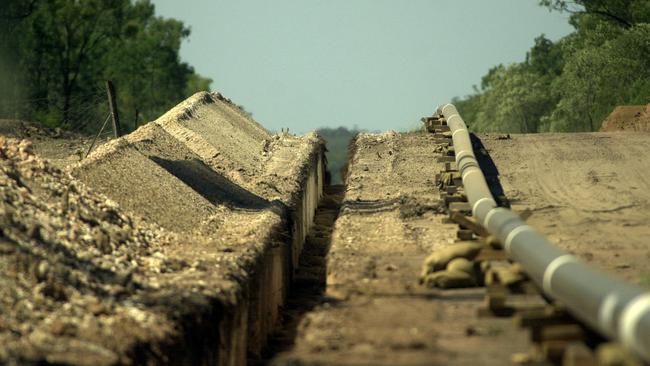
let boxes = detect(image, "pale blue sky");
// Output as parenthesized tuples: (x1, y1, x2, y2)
(151, 0, 573, 133)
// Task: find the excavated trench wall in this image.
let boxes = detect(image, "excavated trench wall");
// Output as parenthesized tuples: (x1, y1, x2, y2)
(69, 92, 324, 365)
(246, 142, 324, 358)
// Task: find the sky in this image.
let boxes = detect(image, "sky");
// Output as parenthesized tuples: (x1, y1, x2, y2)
(151, 0, 573, 133)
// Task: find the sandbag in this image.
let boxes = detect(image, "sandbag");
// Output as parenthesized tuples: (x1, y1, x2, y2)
(421, 242, 483, 276)
(422, 270, 476, 289)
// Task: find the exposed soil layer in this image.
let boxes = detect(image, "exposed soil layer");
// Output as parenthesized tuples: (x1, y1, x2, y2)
(0, 92, 325, 365)
(253, 184, 345, 365)
(481, 132, 650, 286)
(4, 102, 650, 366)
(0, 119, 100, 168)
(600, 104, 650, 132)
(269, 132, 531, 366)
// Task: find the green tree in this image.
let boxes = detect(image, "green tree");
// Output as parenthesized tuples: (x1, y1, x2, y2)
(20, 0, 129, 127)
(0, 0, 39, 119)
(539, 0, 650, 28)
(472, 64, 556, 133)
(1, 0, 212, 131)
(548, 24, 650, 131)
(455, 1, 650, 133)
(105, 1, 212, 127)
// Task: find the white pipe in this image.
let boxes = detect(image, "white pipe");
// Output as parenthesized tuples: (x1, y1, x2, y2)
(438, 103, 650, 361)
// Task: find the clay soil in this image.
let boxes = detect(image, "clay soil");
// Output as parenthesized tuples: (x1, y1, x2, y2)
(600, 104, 650, 132)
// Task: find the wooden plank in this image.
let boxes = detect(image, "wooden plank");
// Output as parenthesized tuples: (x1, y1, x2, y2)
(444, 162, 457, 172)
(436, 155, 456, 163)
(444, 194, 467, 205)
(448, 201, 471, 213)
(457, 229, 474, 241)
(445, 185, 458, 194)
(542, 340, 570, 363)
(483, 284, 515, 316)
(516, 308, 574, 328)
(539, 324, 584, 342)
(432, 137, 451, 144)
(449, 211, 489, 237)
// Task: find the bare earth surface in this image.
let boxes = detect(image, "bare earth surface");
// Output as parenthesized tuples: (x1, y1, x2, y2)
(481, 132, 650, 287)
(271, 132, 531, 366)
(0, 119, 98, 168)
(0, 92, 324, 365)
(600, 105, 650, 132)
(3, 102, 650, 366)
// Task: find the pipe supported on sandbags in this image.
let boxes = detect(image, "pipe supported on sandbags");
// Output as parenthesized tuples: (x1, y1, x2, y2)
(438, 103, 650, 362)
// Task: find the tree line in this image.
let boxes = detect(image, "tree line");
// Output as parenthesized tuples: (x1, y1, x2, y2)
(454, 0, 650, 133)
(0, 0, 212, 132)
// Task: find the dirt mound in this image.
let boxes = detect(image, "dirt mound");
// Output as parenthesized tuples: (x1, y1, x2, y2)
(70, 128, 220, 234)
(155, 92, 270, 183)
(600, 104, 650, 132)
(0, 119, 96, 168)
(0, 119, 70, 139)
(256, 132, 323, 204)
(1, 89, 325, 364)
(154, 91, 324, 208)
(0, 136, 296, 365)
(0, 136, 178, 364)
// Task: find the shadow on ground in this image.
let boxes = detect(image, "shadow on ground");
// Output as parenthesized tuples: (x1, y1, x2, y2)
(470, 134, 510, 208)
(149, 157, 271, 210)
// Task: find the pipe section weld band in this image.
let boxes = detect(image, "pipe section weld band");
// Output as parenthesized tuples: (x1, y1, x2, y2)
(598, 293, 620, 338)
(472, 197, 496, 216)
(620, 294, 650, 360)
(503, 224, 533, 253)
(542, 254, 577, 295)
(452, 129, 468, 138)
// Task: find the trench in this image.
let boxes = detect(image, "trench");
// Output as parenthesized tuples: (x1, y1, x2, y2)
(250, 184, 345, 365)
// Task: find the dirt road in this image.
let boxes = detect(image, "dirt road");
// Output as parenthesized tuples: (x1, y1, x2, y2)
(481, 132, 650, 286)
(269, 132, 530, 365)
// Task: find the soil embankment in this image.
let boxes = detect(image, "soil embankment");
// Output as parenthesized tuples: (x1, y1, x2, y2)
(269, 132, 530, 365)
(600, 104, 650, 132)
(0, 91, 324, 365)
(4, 101, 650, 365)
